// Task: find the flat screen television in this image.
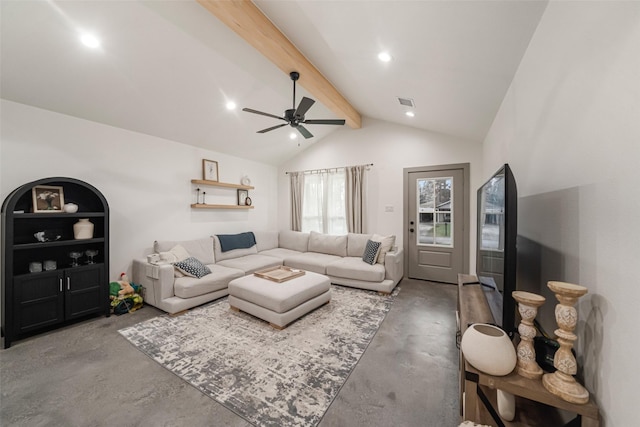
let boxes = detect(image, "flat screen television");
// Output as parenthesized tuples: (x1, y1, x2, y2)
(476, 164, 518, 336)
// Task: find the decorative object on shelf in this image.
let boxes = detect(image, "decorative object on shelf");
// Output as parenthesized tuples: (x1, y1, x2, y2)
(203, 159, 219, 182)
(202, 191, 206, 204)
(34, 230, 62, 242)
(238, 189, 248, 206)
(69, 251, 82, 267)
(32, 185, 65, 212)
(43, 260, 57, 271)
(245, 196, 252, 206)
(85, 249, 99, 264)
(513, 290, 546, 379)
(241, 175, 251, 186)
(542, 281, 589, 404)
(461, 323, 517, 376)
(196, 188, 201, 204)
(497, 389, 516, 421)
(29, 261, 42, 273)
(63, 202, 78, 213)
(73, 218, 94, 240)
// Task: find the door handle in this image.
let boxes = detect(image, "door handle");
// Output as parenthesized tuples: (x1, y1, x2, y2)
(67, 277, 70, 291)
(409, 228, 414, 233)
(59, 278, 63, 292)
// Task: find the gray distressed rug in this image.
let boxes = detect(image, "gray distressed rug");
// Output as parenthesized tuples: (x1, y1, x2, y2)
(118, 285, 398, 427)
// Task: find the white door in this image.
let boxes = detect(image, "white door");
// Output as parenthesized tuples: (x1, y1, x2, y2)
(405, 165, 468, 283)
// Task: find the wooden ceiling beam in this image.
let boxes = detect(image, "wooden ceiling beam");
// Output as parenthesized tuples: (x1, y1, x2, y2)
(196, 0, 361, 129)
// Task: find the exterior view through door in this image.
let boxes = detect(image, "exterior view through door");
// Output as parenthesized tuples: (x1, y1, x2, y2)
(404, 164, 469, 283)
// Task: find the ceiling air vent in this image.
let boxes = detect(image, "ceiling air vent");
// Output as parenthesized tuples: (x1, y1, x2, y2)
(397, 97, 415, 107)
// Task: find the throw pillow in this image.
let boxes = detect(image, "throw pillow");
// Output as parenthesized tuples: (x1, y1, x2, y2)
(362, 240, 382, 265)
(158, 244, 192, 278)
(173, 257, 211, 279)
(371, 234, 396, 265)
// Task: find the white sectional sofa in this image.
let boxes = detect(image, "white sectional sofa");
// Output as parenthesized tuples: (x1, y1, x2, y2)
(132, 230, 403, 314)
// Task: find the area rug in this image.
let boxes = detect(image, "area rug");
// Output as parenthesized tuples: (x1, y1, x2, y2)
(118, 285, 398, 427)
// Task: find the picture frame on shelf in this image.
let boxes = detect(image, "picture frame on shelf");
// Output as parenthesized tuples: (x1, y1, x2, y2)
(32, 185, 65, 212)
(202, 159, 219, 182)
(237, 189, 248, 206)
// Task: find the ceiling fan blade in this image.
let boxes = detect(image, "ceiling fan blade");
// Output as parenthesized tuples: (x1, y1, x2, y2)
(257, 123, 288, 133)
(294, 97, 315, 117)
(296, 125, 313, 139)
(242, 108, 287, 121)
(303, 119, 346, 125)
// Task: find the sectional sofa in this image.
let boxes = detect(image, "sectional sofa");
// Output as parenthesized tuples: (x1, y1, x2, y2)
(132, 230, 404, 314)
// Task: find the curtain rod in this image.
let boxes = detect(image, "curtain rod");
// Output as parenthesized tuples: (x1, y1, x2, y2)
(285, 163, 373, 175)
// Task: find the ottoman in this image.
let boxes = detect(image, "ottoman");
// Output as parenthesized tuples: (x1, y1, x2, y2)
(228, 270, 331, 329)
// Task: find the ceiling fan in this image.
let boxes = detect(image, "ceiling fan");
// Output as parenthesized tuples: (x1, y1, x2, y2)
(242, 71, 346, 139)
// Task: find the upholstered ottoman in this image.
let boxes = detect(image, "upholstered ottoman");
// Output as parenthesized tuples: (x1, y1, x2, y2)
(227, 271, 331, 329)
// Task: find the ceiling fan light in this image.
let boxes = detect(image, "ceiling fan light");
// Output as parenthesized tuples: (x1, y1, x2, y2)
(289, 132, 297, 140)
(226, 101, 236, 110)
(405, 111, 415, 117)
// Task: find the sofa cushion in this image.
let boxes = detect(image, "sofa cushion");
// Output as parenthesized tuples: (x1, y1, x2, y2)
(347, 233, 373, 257)
(278, 230, 309, 252)
(173, 257, 212, 279)
(284, 252, 343, 275)
(259, 247, 304, 261)
(216, 254, 282, 275)
(154, 237, 215, 264)
(326, 257, 386, 282)
(372, 234, 396, 265)
(308, 231, 347, 257)
(253, 230, 279, 252)
(174, 264, 244, 299)
(213, 235, 257, 261)
(362, 240, 382, 265)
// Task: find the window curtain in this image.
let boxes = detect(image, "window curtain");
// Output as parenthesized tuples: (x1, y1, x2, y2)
(346, 165, 367, 233)
(302, 170, 347, 235)
(289, 172, 304, 231)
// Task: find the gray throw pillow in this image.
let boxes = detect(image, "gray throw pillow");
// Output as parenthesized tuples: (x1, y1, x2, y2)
(362, 240, 382, 265)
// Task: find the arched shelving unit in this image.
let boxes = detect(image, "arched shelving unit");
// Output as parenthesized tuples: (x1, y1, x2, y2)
(1, 177, 110, 348)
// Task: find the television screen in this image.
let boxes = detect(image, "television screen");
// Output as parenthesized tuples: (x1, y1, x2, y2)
(476, 164, 517, 334)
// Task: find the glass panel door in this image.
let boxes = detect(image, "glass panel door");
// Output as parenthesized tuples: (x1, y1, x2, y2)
(417, 177, 453, 247)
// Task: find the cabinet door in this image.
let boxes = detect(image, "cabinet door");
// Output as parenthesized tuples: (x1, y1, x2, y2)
(13, 271, 64, 333)
(65, 265, 104, 320)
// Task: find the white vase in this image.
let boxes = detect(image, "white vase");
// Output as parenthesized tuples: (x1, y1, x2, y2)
(461, 323, 517, 376)
(73, 218, 94, 240)
(497, 389, 516, 421)
(63, 203, 78, 213)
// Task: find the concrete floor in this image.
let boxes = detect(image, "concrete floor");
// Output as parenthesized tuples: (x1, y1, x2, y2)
(0, 279, 459, 427)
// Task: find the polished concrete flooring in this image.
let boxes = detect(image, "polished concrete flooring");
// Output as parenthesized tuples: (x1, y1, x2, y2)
(0, 279, 459, 426)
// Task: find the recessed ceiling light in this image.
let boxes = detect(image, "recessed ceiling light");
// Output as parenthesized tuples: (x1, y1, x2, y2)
(226, 101, 236, 110)
(378, 52, 392, 62)
(80, 33, 100, 49)
(405, 111, 415, 117)
(290, 133, 297, 140)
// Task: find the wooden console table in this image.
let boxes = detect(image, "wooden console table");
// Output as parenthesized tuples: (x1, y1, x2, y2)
(457, 274, 599, 426)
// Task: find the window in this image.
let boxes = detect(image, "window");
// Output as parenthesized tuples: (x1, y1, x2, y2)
(301, 170, 347, 235)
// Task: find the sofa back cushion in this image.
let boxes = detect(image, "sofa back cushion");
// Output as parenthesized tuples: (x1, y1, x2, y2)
(213, 234, 257, 262)
(308, 231, 347, 257)
(279, 230, 309, 252)
(154, 237, 215, 264)
(347, 233, 374, 257)
(253, 230, 279, 252)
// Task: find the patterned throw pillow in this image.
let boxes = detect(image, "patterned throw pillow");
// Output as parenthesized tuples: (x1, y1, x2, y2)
(173, 257, 211, 279)
(362, 240, 382, 265)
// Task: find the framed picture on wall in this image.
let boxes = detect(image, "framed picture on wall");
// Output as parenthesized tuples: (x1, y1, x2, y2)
(32, 185, 65, 212)
(237, 189, 248, 206)
(203, 159, 219, 182)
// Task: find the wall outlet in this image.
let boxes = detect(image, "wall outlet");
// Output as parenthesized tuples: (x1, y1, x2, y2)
(385, 205, 394, 212)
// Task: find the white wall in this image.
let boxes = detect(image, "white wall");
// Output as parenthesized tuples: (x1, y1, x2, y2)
(484, 2, 640, 425)
(1, 100, 278, 280)
(278, 117, 483, 265)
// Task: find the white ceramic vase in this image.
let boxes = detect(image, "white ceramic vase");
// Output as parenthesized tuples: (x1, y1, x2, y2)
(73, 218, 94, 240)
(461, 323, 517, 376)
(63, 203, 78, 213)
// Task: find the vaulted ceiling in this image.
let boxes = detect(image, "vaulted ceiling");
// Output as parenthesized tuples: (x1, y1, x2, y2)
(0, 1, 547, 165)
